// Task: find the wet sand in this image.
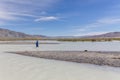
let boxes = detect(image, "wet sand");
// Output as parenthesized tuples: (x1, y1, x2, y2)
(0, 41, 59, 44)
(11, 51, 120, 67)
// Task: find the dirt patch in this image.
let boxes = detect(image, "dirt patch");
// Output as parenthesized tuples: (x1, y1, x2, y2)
(9, 51, 120, 67)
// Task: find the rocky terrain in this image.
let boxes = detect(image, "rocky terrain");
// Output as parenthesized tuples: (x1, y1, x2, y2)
(11, 51, 120, 67)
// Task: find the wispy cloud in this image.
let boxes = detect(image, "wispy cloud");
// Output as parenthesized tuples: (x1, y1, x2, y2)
(74, 31, 107, 36)
(76, 17, 120, 31)
(35, 16, 59, 22)
(0, 12, 17, 20)
(74, 17, 120, 36)
(97, 18, 120, 24)
(0, 0, 60, 24)
(0, 20, 5, 26)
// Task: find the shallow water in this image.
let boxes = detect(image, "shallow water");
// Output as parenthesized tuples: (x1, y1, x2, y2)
(1, 41, 120, 51)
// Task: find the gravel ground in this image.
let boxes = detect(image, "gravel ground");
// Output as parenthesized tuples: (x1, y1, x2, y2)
(11, 51, 120, 67)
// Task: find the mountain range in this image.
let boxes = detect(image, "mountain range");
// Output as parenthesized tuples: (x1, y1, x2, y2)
(0, 28, 120, 38)
(82, 32, 120, 38)
(0, 28, 46, 38)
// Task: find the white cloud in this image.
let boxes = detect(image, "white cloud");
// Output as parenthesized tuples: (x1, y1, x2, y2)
(0, 0, 60, 23)
(77, 29, 87, 32)
(97, 18, 120, 24)
(74, 17, 120, 36)
(0, 12, 16, 20)
(0, 20, 5, 25)
(76, 17, 120, 32)
(35, 16, 59, 22)
(74, 31, 107, 36)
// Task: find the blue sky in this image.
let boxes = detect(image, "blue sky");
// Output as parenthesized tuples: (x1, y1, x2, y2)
(0, 0, 120, 36)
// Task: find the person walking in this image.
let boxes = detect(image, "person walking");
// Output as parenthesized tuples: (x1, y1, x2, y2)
(36, 40, 39, 48)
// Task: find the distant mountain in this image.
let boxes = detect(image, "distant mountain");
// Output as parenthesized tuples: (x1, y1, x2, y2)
(0, 28, 46, 38)
(53, 32, 120, 39)
(0, 28, 120, 39)
(82, 32, 120, 38)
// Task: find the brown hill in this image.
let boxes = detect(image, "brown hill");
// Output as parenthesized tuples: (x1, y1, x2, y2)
(0, 28, 46, 38)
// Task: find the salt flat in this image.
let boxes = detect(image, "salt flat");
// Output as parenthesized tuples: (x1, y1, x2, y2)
(0, 41, 120, 80)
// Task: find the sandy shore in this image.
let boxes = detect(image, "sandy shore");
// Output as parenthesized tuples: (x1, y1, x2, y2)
(10, 51, 120, 67)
